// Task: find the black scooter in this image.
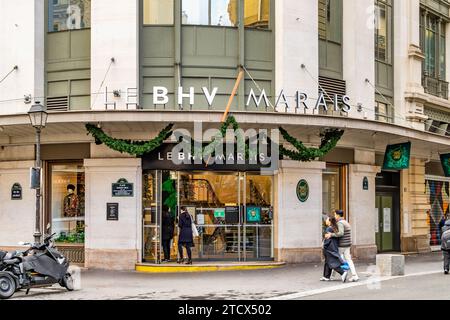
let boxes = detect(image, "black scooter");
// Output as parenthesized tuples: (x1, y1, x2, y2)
(0, 229, 74, 299)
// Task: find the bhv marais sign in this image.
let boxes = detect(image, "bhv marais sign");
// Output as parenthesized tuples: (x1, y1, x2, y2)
(152, 86, 352, 112)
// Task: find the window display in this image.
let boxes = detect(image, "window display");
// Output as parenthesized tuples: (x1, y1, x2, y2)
(50, 163, 85, 244)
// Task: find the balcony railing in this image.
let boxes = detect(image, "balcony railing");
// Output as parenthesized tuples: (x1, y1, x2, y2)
(422, 74, 449, 99)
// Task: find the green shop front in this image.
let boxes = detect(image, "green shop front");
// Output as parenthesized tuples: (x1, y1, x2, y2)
(140, 144, 275, 263)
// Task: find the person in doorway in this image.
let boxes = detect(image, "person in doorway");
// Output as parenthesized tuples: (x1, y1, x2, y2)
(320, 216, 349, 282)
(161, 206, 174, 262)
(177, 206, 194, 265)
(63, 184, 79, 217)
(325, 210, 359, 282)
(442, 219, 450, 274)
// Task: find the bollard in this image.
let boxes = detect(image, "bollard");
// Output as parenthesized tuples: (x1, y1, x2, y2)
(376, 254, 405, 276)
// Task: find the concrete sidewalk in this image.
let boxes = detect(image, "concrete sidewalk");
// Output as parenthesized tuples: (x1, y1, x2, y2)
(11, 252, 445, 300)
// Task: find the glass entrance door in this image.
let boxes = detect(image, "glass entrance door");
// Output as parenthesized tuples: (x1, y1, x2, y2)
(375, 194, 394, 252)
(142, 170, 274, 263)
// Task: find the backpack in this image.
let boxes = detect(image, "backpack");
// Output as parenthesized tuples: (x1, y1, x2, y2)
(442, 230, 450, 251)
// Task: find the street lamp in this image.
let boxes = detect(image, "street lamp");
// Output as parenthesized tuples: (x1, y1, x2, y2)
(28, 102, 48, 243)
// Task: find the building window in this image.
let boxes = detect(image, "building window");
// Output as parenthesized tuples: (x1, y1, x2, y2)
(182, 0, 237, 26)
(318, 0, 342, 43)
(375, 101, 394, 123)
(143, 0, 174, 25)
(420, 10, 448, 98)
(375, 0, 392, 63)
(421, 11, 446, 79)
(49, 163, 85, 244)
(48, 0, 91, 32)
(244, 0, 270, 29)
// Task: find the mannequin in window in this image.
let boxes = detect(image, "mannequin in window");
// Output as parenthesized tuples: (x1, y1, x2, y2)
(64, 184, 79, 217)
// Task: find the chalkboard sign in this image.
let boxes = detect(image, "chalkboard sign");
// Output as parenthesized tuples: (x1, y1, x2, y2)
(112, 178, 134, 197)
(225, 206, 240, 224)
(11, 183, 22, 200)
(106, 203, 119, 221)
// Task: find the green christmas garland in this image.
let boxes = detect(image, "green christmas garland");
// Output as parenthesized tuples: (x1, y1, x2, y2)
(85, 123, 174, 156)
(85, 117, 344, 162)
(279, 127, 344, 162)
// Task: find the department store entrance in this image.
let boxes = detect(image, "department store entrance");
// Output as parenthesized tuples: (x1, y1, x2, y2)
(141, 170, 274, 263)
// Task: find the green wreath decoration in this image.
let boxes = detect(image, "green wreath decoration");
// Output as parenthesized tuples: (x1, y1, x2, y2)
(85, 123, 174, 156)
(279, 127, 344, 162)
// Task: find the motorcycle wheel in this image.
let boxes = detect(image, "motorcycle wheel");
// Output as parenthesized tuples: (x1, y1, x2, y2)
(0, 273, 16, 299)
(61, 273, 74, 291)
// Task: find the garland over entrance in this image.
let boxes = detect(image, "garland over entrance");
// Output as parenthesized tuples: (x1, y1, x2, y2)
(279, 127, 344, 162)
(85, 118, 344, 162)
(85, 123, 174, 156)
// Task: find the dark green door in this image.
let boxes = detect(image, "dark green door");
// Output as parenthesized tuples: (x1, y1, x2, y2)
(375, 194, 394, 252)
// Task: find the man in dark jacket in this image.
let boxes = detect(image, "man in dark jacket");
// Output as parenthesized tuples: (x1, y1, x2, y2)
(441, 220, 450, 274)
(161, 206, 174, 262)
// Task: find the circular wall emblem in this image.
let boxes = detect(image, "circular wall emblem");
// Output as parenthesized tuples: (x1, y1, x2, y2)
(296, 179, 309, 203)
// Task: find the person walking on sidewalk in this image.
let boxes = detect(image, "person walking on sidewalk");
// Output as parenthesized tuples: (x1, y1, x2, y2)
(325, 210, 359, 282)
(320, 216, 349, 283)
(441, 219, 450, 274)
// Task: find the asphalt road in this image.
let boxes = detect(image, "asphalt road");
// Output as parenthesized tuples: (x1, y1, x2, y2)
(301, 272, 450, 300)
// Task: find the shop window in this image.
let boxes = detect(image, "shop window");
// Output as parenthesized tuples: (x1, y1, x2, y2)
(48, 0, 91, 32)
(49, 163, 85, 244)
(322, 164, 347, 221)
(375, 0, 392, 64)
(143, 0, 174, 25)
(244, 0, 270, 29)
(182, 0, 237, 26)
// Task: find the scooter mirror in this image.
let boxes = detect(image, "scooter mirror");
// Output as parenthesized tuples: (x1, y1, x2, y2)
(46, 223, 51, 231)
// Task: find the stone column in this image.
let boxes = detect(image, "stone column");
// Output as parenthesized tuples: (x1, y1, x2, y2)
(274, 160, 326, 263)
(348, 163, 381, 261)
(84, 158, 142, 270)
(401, 157, 431, 253)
